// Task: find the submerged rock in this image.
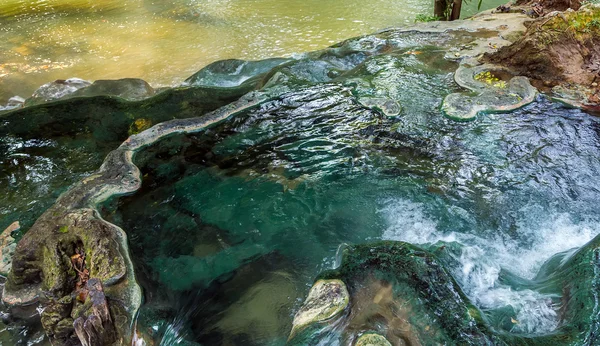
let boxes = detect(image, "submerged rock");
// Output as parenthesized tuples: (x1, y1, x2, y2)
(357, 97, 402, 117)
(288, 241, 497, 345)
(290, 240, 600, 345)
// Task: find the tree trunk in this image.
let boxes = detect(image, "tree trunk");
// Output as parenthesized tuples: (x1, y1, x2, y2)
(434, 0, 448, 20)
(450, 0, 462, 20)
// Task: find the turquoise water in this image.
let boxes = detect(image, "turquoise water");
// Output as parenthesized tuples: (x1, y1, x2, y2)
(1, 3, 599, 345)
(105, 79, 600, 343)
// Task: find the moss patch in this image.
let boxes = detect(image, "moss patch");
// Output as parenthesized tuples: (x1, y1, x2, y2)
(128, 118, 153, 136)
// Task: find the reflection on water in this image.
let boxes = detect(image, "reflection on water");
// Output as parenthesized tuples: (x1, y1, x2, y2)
(0, 0, 503, 102)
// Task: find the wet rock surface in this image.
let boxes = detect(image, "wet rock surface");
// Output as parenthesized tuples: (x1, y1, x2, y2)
(3, 207, 136, 346)
(0, 222, 18, 276)
(21, 77, 156, 108)
(288, 242, 497, 345)
(183, 58, 291, 88)
(0, 96, 25, 112)
(290, 279, 349, 339)
(70, 78, 156, 101)
(290, 240, 600, 345)
(1, 7, 600, 345)
(442, 64, 537, 120)
(354, 333, 393, 346)
(73, 279, 117, 346)
(24, 78, 91, 107)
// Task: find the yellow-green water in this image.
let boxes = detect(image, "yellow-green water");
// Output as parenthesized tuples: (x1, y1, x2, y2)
(0, 0, 503, 103)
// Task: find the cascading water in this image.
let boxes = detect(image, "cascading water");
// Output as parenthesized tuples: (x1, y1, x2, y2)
(1, 4, 599, 346)
(381, 199, 599, 334)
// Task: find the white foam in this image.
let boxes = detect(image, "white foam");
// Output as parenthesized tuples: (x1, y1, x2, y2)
(379, 198, 600, 334)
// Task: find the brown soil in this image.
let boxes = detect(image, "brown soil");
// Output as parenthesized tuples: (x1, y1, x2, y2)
(484, 5, 600, 93)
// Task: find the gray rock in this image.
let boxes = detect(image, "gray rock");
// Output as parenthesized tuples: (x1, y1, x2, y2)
(442, 64, 537, 121)
(70, 78, 156, 101)
(25, 78, 91, 106)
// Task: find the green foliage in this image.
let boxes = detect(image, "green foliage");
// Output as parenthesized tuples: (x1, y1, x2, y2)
(415, 14, 441, 22)
(588, 18, 600, 29)
(545, 7, 600, 38)
(59, 225, 69, 233)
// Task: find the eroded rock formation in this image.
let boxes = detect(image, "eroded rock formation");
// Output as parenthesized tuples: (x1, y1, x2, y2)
(485, 3, 600, 110)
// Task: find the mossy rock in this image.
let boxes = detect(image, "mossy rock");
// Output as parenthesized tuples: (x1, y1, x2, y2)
(355, 333, 392, 346)
(290, 239, 600, 345)
(289, 279, 349, 339)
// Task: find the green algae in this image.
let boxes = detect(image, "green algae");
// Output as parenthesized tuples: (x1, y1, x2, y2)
(128, 118, 153, 136)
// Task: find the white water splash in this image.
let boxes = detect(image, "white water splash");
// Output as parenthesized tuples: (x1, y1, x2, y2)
(379, 198, 600, 334)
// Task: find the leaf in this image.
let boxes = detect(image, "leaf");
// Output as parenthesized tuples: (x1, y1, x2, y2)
(478, 0, 483, 10)
(76, 290, 88, 302)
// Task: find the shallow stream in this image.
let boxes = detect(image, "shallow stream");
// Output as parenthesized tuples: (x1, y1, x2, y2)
(0, 0, 504, 103)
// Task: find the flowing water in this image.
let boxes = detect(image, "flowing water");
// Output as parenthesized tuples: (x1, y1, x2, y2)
(0, 0, 505, 103)
(105, 91, 600, 344)
(2, 2, 599, 346)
